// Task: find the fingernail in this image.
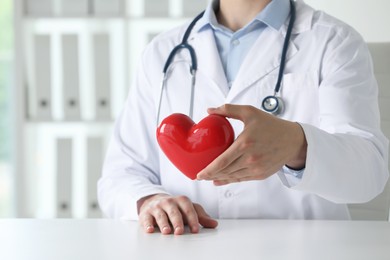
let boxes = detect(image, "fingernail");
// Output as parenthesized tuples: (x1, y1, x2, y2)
(197, 175, 208, 181)
(162, 226, 170, 233)
(146, 225, 154, 232)
(191, 225, 199, 233)
(174, 226, 183, 234)
(208, 107, 217, 111)
(213, 180, 224, 186)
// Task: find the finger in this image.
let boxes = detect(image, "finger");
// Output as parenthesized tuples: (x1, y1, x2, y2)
(213, 175, 264, 186)
(210, 166, 251, 181)
(176, 196, 200, 234)
(152, 207, 172, 235)
(193, 204, 218, 229)
(140, 212, 155, 233)
(160, 199, 185, 235)
(197, 139, 243, 180)
(207, 104, 255, 124)
(208, 155, 248, 180)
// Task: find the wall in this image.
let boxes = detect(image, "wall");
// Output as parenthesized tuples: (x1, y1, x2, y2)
(305, 0, 390, 42)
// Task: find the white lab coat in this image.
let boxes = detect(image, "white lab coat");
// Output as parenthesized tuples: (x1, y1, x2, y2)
(98, 0, 389, 220)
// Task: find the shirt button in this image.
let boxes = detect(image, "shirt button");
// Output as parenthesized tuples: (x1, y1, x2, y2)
(232, 39, 240, 46)
(224, 190, 234, 198)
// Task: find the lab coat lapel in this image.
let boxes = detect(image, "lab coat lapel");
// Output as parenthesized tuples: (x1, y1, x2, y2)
(188, 30, 230, 97)
(185, 0, 313, 102)
(226, 27, 298, 102)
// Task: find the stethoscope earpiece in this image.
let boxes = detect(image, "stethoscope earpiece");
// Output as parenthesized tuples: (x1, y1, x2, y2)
(262, 95, 285, 116)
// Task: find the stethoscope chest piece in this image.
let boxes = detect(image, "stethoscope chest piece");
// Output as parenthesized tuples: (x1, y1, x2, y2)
(262, 95, 285, 116)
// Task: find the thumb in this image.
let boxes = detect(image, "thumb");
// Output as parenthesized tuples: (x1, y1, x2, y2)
(208, 104, 254, 123)
(194, 204, 218, 229)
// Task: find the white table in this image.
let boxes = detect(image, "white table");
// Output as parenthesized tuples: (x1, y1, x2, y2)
(1, 219, 389, 260)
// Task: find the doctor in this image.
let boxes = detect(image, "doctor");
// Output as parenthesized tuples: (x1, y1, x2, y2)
(98, 0, 389, 235)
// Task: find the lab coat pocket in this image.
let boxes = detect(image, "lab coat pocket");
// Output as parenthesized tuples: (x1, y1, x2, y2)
(279, 72, 320, 124)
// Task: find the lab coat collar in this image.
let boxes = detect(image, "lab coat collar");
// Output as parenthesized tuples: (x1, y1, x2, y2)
(188, 29, 230, 97)
(194, 0, 314, 34)
(187, 0, 314, 101)
(226, 26, 299, 102)
(227, 0, 314, 101)
(292, 0, 315, 34)
(194, 0, 291, 34)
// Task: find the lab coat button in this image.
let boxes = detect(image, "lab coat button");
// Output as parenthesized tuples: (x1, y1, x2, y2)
(232, 39, 240, 46)
(224, 190, 233, 198)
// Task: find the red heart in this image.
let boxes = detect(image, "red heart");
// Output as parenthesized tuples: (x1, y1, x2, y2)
(156, 113, 234, 180)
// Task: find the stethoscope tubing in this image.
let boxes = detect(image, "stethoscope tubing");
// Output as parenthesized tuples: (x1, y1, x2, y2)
(157, 0, 296, 123)
(157, 60, 197, 125)
(274, 0, 296, 94)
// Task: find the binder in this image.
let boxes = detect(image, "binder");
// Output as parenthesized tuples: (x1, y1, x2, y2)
(25, 0, 53, 16)
(34, 34, 52, 120)
(62, 34, 81, 121)
(144, 0, 170, 17)
(86, 137, 103, 218)
(93, 33, 112, 120)
(182, 0, 208, 17)
(93, 0, 123, 16)
(56, 138, 73, 218)
(59, 0, 89, 16)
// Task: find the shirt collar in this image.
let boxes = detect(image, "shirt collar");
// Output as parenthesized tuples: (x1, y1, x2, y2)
(193, 0, 291, 33)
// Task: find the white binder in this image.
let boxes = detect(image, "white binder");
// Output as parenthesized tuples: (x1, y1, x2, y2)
(25, 0, 53, 16)
(144, 0, 170, 17)
(62, 34, 81, 121)
(182, 0, 208, 17)
(34, 34, 52, 121)
(59, 0, 89, 16)
(93, 0, 124, 16)
(93, 33, 111, 120)
(86, 137, 103, 218)
(56, 138, 73, 218)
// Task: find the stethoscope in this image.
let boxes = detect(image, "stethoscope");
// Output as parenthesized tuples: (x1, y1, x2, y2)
(157, 0, 296, 124)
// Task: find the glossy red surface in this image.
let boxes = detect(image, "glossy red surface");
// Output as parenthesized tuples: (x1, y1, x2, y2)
(156, 113, 235, 180)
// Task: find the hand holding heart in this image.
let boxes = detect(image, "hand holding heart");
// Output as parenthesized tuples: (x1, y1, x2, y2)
(197, 104, 307, 186)
(146, 104, 306, 235)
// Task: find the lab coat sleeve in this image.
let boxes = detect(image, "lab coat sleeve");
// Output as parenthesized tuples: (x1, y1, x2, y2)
(291, 29, 389, 203)
(98, 49, 169, 220)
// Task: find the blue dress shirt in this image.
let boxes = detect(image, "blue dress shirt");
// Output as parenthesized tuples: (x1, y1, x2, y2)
(194, 0, 304, 180)
(195, 0, 290, 87)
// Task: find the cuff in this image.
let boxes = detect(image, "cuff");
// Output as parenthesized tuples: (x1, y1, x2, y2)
(276, 166, 305, 188)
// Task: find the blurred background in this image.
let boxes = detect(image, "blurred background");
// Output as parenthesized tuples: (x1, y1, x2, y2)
(0, 0, 389, 219)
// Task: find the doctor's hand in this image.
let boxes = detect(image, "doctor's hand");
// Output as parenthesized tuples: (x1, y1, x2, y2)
(138, 194, 218, 235)
(197, 104, 307, 186)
